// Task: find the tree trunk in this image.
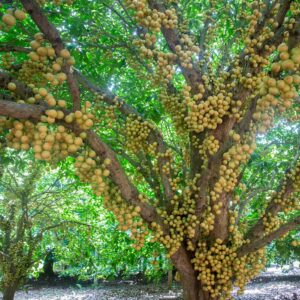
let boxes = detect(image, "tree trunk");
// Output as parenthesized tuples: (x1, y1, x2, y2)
(171, 247, 211, 300)
(41, 249, 56, 279)
(2, 284, 17, 300)
(180, 273, 211, 300)
(167, 268, 173, 290)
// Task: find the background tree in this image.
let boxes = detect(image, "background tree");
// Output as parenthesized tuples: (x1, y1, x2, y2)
(0, 150, 168, 300)
(36, 178, 170, 283)
(0, 1, 299, 300)
(0, 150, 89, 300)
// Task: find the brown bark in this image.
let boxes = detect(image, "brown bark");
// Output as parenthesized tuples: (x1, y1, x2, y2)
(170, 247, 210, 300)
(147, 0, 203, 93)
(167, 269, 173, 290)
(0, 46, 30, 53)
(245, 176, 295, 243)
(238, 216, 300, 256)
(2, 283, 18, 300)
(180, 277, 210, 300)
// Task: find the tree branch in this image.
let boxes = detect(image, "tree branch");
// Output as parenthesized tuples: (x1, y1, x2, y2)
(245, 170, 297, 243)
(0, 99, 164, 229)
(147, 0, 203, 92)
(73, 69, 174, 203)
(238, 216, 300, 256)
(21, 0, 81, 111)
(0, 45, 31, 53)
(0, 71, 33, 99)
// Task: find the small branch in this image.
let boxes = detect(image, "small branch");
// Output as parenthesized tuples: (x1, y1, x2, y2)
(0, 250, 10, 260)
(102, 1, 133, 30)
(238, 216, 300, 256)
(0, 45, 31, 53)
(116, 0, 136, 25)
(0, 71, 33, 99)
(245, 169, 297, 243)
(147, 0, 203, 92)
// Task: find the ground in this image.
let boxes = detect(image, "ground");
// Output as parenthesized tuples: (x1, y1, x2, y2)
(5, 267, 300, 300)
(12, 280, 300, 300)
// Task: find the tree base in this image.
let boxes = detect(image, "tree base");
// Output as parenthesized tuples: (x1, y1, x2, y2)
(2, 286, 17, 300)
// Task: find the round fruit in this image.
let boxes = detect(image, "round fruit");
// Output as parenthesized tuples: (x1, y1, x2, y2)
(2, 14, 16, 26)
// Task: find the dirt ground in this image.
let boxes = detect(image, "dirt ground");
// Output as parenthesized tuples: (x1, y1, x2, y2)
(10, 279, 299, 300)
(4, 267, 300, 300)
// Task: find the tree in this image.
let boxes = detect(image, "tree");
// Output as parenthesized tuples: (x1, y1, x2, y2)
(0, 0, 299, 299)
(0, 150, 88, 300)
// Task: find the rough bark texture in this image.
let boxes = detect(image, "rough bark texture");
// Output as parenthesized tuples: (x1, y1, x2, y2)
(170, 247, 210, 300)
(179, 274, 210, 300)
(239, 215, 300, 257)
(2, 284, 17, 300)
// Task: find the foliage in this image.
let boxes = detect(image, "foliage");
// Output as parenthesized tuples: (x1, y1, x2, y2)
(0, 1, 299, 300)
(0, 149, 88, 297)
(0, 151, 169, 292)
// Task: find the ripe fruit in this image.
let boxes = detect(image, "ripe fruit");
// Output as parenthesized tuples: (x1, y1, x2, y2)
(58, 100, 66, 108)
(8, 82, 16, 91)
(60, 49, 70, 59)
(14, 10, 26, 21)
(2, 14, 16, 26)
(38, 88, 48, 97)
(52, 63, 61, 71)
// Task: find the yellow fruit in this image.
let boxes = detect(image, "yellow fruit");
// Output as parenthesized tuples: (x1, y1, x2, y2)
(28, 52, 39, 62)
(67, 57, 75, 65)
(37, 47, 48, 56)
(46, 73, 55, 82)
(74, 111, 83, 118)
(39, 88, 48, 97)
(30, 40, 40, 50)
(278, 43, 288, 53)
(52, 63, 61, 71)
(60, 49, 70, 59)
(292, 53, 300, 64)
(68, 144, 77, 152)
(57, 73, 67, 81)
(46, 110, 58, 118)
(271, 63, 281, 73)
(80, 132, 87, 139)
(47, 47, 55, 57)
(41, 151, 51, 160)
(58, 100, 66, 108)
(14, 10, 26, 21)
(279, 52, 289, 61)
(103, 169, 110, 176)
(34, 33, 44, 41)
(74, 137, 83, 146)
(56, 111, 64, 119)
(85, 119, 93, 127)
(47, 98, 57, 107)
(2, 14, 16, 26)
(8, 82, 16, 91)
(281, 59, 295, 70)
(293, 75, 300, 84)
(27, 97, 35, 104)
